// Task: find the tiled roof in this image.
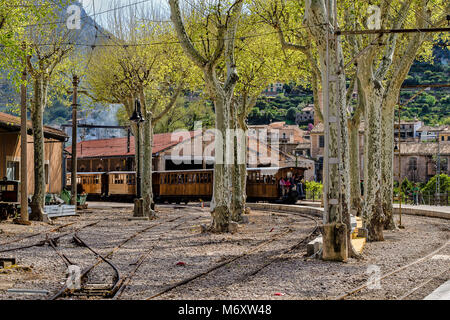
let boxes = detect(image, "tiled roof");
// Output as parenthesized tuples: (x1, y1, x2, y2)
(0, 111, 67, 140)
(399, 142, 450, 155)
(416, 125, 449, 132)
(66, 131, 195, 158)
(310, 122, 365, 134)
(66, 130, 294, 163)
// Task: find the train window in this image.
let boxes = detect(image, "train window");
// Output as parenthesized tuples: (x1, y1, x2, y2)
(114, 175, 124, 184)
(126, 175, 135, 185)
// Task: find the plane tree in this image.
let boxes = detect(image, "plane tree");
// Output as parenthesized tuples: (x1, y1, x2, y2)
(86, 17, 196, 218)
(169, 0, 245, 232)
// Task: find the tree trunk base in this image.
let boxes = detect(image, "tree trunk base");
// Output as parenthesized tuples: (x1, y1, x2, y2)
(383, 206, 396, 230)
(13, 218, 32, 226)
(368, 219, 384, 241)
(29, 203, 45, 222)
(322, 223, 348, 262)
(133, 198, 144, 217)
(210, 205, 230, 233)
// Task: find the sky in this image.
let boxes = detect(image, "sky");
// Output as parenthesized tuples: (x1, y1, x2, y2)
(79, 0, 168, 27)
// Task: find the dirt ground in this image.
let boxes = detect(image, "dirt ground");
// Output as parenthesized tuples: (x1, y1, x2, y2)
(0, 204, 448, 300)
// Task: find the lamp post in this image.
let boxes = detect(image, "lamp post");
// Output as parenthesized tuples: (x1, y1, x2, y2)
(129, 99, 145, 217)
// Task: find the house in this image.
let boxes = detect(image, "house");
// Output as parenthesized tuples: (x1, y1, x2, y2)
(417, 125, 439, 141)
(395, 142, 449, 182)
(248, 121, 307, 155)
(310, 121, 447, 183)
(263, 82, 284, 96)
(0, 111, 67, 195)
(295, 105, 315, 123)
(394, 120, 423, 141)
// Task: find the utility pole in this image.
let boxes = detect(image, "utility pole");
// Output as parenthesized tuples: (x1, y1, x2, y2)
(20, 42, 28, 223)
(71, 75, 79, 207)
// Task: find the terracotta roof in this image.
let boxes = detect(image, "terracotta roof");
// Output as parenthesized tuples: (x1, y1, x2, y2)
(66, 130, 293, 164)
(311, 122, 365, 134)
(399, 142, 450, 155)
(67, 131, 196, 158)
(0, 111, 67, 140)
(417, 125, 449, 132)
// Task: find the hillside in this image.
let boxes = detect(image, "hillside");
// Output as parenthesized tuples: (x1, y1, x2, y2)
(248, 43, 449, 127)
(0, 0, 110, 125)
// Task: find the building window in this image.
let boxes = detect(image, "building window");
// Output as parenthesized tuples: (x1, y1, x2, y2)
(408, 157, 417, 171)
(6, 161, 19, 181)
(319, 135, 324, 148)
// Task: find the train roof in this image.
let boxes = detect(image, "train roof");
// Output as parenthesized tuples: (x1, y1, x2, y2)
(71, 166, 308, 176)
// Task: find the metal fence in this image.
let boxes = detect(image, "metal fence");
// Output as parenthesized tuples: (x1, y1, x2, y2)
(395, 192, 449, 206)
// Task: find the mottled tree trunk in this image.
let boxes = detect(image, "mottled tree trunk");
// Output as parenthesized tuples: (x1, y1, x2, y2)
(142, 114, 156, 219)
(231, 103, 247, 223)
(381, 102, 395, 230)
(210, 93, 233, 232)
(30, 75, 48, 221)
(305, 0, 353, 258)
(358, 69, 385, 241)
(348, 118, 362, 217)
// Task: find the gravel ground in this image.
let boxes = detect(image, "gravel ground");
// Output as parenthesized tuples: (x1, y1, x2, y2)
(0, 205, 448, 300)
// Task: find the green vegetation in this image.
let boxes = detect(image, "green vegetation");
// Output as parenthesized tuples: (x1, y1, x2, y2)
(399, 44, 449, 126)
(305, 180, 323, 202)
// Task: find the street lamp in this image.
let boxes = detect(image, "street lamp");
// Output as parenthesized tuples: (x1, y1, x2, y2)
(130, 99, 145, 217)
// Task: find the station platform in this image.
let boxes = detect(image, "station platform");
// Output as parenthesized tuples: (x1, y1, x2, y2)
(393, 204, 450, 220)
(424, 280, 450, 300)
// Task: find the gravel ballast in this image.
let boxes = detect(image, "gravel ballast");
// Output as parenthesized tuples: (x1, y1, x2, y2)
(0, 205, 448, 300)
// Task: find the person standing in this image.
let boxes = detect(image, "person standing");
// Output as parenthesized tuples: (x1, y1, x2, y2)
(279, 177, 286, 196)
(412, 183, 420, 205)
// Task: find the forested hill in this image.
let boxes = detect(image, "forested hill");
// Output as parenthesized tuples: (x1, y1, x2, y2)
(249, 43, 449, 127)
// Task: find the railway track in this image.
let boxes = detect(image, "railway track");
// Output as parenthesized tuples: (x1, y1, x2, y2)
(49, 213, 201, 299)
(0, 222, 76, 247)
(0, 220, 104, 253)
(335, 240, 449, 300)
(113, 215, 205, 299)
(144, 210, 319, 300)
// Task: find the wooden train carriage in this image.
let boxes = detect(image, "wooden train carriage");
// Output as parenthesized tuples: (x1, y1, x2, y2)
(67, 173, 103, 199)
(246, 167, 306, 201)
(154, 167, 306, 203)
(108, 171, 136, 199)
(154, 169, 213, 203)
(78, 173, 102, 196)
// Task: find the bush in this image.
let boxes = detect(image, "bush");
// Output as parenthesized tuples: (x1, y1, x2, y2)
(421, 174, 450, 194)
(305, 181, 323, 201)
